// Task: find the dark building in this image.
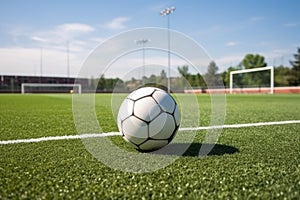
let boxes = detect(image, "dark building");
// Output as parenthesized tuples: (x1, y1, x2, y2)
(0, 75, 89, 93)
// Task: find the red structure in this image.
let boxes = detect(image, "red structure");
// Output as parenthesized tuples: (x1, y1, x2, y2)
(184, 87, 300, 94)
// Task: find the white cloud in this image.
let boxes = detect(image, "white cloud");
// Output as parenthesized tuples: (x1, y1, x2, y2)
(104, 17, 130, 30)
(57, 23, 95, 32)
(90, 37, 108, 44)
(30, 36, 48, 43)
(249, 16, 265, 22)
(284, 22, 299, 27)
(0, 23, 99, 77)
(148, 3, 170, 12)
(215, 48, 294, 72)
(26, 23, 97, 53)
(0, 47, 85, 77)
(197, 25, 224, 35)
(105, 57, 184, 78)
(242, 48, 291, 61)
(28, 23, 95, 44)
(226, 41, 239, 47)
(215, 54, 244, 71)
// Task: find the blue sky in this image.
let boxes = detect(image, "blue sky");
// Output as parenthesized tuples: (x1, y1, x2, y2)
(0, 0, 299, 77)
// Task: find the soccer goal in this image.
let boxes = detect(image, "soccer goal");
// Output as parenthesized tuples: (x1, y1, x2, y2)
(21, 83, 82, 94)
(229, 66, 274, 94)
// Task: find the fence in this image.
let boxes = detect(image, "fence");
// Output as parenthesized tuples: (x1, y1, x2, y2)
(184, 86, 300, 94)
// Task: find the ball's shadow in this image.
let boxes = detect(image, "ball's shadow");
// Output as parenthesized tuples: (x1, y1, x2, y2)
(151, 143, 239, 157)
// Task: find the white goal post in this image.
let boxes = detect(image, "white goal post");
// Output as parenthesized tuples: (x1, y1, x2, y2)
(21, 83, 82, 94)
(229, 66, 274, 94)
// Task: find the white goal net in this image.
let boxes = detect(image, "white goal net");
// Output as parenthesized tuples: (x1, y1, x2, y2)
(229, 66, 274, 94)
(21, 83, 82, 94)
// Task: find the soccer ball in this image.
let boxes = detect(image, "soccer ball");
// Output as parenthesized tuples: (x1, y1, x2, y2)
(117, 87, 180, 152)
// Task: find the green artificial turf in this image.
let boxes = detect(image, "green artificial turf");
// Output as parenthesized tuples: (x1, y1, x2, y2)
(0, 94, 299, 199)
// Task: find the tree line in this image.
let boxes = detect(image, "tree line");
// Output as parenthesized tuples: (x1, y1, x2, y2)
(221, 48, 300, 87)
(96, 47, 300, 91)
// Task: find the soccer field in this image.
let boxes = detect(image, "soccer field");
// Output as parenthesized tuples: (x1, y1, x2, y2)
(0, 94, 299, 199)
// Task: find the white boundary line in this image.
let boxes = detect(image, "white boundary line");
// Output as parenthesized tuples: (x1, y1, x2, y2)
(179, 120, 300, 131)
(0, 120, 300, 145)
(0, 132, 121, 145)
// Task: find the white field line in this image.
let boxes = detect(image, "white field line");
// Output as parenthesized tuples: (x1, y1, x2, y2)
(179, 120, 300, 131)
(0, 132, 121, 145)
(0, 120, 300, 145)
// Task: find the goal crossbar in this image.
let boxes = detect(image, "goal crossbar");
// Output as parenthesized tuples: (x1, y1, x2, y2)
(229, 66, 274, 94)
(21, 83, 82, 94)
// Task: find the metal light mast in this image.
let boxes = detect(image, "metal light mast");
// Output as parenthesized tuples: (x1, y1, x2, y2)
(160, 6, 175, 93)
(135, 39, 149, 85)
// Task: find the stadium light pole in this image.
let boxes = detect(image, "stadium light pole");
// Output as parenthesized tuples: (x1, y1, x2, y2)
(160, 6, 175, 93)
(67, 41, 70, 79)
(40, 47, 43, 83)
(135, 39, 149, 85)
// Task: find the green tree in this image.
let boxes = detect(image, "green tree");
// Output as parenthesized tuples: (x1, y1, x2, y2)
(289, 47, 300, 85)
(177, 65, 191, 89)
(242, 54, 267, 69)
(241, 54, 269, 87)
(97, 75, 106, 90)
(222, 66, 235, 87)
(274, 66, 292, 86)
(177, 65, 190, 79)
(222, 64, 244, 88)
(204, 61, 221, 88)
(290, 47, 300, 71)
(195, 73, 206, 88)
(148, 74, 157, 83)
(158, 69, 167, 86)
(160, 69, 167, 80)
